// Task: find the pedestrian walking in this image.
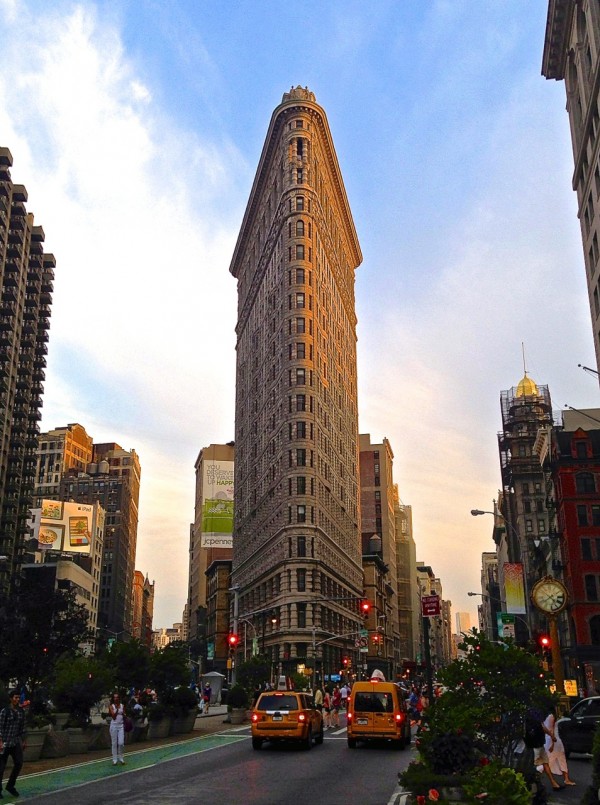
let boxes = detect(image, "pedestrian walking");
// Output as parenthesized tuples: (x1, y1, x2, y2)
(323, 687, 332, 728)
(314, 685, 323, 714)
(109, 692, 125, 766)
(340, 683, 349, 710)
(525, 708, 563, 792)
(0, 689, 26, 798)
(331, 685, 342, 727)
(202, 682, 212, 715)
(537, 706, 576, 786)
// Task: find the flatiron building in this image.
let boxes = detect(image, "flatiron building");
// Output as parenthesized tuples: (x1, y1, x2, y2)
(229, 87, 363, 679)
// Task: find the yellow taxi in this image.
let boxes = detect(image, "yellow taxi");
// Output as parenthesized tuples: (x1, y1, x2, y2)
(346, 672, 411, 749)
(251, 689, 324, 750)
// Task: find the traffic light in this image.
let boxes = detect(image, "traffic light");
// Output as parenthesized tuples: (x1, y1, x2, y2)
(360, 600, 371, 617)
(227, 633, 239, 649)
(343, 657, 349, 667)
(538, 635, 551, 652)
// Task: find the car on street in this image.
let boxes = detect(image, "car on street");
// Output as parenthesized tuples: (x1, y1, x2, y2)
(557, 696, 600, 756)
(250, 690, 324, 750)
(346, 678, 411, 749)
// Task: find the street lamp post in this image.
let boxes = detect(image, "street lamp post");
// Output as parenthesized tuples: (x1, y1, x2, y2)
(471, 506, 532, 639)
(467, 591, 531, 638)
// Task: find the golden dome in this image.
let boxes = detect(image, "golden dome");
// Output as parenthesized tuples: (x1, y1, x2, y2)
(516, 373, 538, 397)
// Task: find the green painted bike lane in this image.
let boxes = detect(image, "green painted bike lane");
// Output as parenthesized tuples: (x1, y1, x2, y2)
(14, 732, 247, 801)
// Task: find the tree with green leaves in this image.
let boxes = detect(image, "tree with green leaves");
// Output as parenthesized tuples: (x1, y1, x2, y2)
(53, 655, 113, 726)
(420, 630, 555, 768)
(236, 655, 271, 692)
(148, 644, 189, 699)
(400, 630, 554, 802)
(100, 639, 151, 694)
(0, 571, 92, 691)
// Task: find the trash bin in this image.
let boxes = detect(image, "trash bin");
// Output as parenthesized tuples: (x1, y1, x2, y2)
(220, 688, 228, 705)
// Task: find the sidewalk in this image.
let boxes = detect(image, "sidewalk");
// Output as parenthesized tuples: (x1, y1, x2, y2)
(22, 705, 234, 777)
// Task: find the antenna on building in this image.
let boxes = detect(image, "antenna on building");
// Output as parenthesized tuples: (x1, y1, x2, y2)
(522, 342, 527, 376)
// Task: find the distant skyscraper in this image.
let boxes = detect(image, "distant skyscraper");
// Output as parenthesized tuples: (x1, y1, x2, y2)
(0, 147, 55, 597)
(359, 434, 400, 678)
(229, 87, 363, 680)
(132, 569, 154, 648)
(542, 3, 600, 373)
(187, 442, 234, 653)
(455, 612, 472, 635)
(395, 496, 419, 666)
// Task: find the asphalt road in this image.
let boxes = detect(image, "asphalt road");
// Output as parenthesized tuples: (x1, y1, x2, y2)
(14, 720, 593, 805)
(19, 722, 413, 805)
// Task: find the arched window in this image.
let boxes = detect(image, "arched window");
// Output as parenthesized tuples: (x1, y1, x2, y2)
(296, 220, 305, 236)
(576, 472, 596, 493)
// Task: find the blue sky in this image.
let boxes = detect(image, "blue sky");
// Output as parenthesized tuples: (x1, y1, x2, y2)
(0, 0, 595, 628)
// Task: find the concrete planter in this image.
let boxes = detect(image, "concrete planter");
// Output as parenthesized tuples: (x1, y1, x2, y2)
(53, 712, 70, 730)
(147, 715, 172, 740)
(40, 727, 69, 758)
(87, 723, 111, 750)
(229, 708, 246, 725)
(23, 726, 50, 762)
(66, 727, 90, 755)
(172, 709, 198, 734)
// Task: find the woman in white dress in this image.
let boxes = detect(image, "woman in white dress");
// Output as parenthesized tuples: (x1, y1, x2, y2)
(540, 706, 575, 786)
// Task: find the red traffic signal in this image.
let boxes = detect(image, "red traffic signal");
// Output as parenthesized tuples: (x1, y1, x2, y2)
(227, 633, 239, 647)
(343, 657, 349, 666)
(538, 635, 551, 650)
(360, 600, 371, 616)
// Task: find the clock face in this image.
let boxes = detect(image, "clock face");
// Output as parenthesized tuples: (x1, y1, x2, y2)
(532, 578, 567, 614)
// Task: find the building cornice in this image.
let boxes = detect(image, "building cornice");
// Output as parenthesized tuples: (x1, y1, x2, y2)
(542, 0, 574, 80)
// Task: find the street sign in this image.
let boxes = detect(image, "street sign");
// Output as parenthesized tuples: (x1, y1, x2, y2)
(421, 594, 440, 617)
(360, 629, 368, 638)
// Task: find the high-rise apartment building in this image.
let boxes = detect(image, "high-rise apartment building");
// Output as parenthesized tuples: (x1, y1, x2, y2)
(542, 2, 600, 372)
(60, 442, 141, 637)
(0, 147, 55, 597)
(229, 87, 364, 681)
(33, 423, 93, 505)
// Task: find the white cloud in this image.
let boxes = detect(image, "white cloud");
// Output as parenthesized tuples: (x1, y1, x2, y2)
(0, 2, 243, 624)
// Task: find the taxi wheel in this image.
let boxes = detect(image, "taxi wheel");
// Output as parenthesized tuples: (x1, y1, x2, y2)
(252, 738, 262, 750)
(315, 724, 324, 744)
(303, 727, 313, 750)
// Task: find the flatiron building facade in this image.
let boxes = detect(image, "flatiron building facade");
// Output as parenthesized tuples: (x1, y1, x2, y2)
(229, 87, 364, 679)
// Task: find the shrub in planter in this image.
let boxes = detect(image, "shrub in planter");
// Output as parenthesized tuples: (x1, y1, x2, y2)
(227, 684, 249, 710)
(146, 702, 169, 722)
(165, 685, 198, 717)
(463, 760, 530, 805)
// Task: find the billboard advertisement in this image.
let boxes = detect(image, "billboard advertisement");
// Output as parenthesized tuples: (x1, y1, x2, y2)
(36, 500, 94, 554)
(201, 460, 234, 548)
(504, 562, 526, 615)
